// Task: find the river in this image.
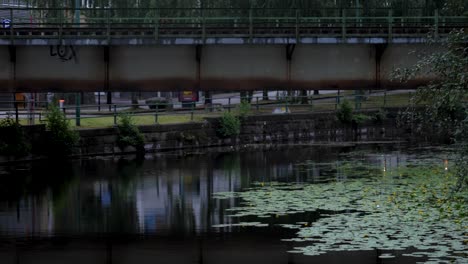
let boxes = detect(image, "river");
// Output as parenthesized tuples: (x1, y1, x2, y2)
(0, 144, 465, 264)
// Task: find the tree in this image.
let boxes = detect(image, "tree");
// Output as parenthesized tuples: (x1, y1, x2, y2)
(44, 104, 80, 157)
(393, 29, 468, 191)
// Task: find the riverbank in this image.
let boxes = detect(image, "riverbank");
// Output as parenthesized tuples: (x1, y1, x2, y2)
(0, 108, 447, 164)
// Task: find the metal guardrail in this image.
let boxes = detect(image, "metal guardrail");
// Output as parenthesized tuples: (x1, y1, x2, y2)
(0, 90, 413, 127)
(0, 8, 466, 41)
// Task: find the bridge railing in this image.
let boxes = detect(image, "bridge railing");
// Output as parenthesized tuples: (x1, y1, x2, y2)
(0, 8, 466, 40)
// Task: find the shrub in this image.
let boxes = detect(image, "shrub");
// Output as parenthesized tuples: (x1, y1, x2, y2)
(218, 111, 241, 138)
(45, 104, 79, 157)
(237, 100, 251, 119)
(336, 99, 353, 123)
(352, 113, 371, 124)
(116, 113, 145, 153)
(372, 108, 388, 124)
(0, 116, 30, 157)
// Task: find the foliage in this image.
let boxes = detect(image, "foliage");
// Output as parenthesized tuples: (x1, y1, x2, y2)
(336, 99, 353, 124)
(453, 111, 468, 191)
(372, 108, 388, 124)
(0, 116, 30, 157)
(213, 154, 467, 261)
(237, 100, 251, 119)
(393, 29, 468, 191)
(351, 113, 371, 124)
(45, 104, 79, 157)
(116, 113, 145, 153)
(218, 111, 241, 138)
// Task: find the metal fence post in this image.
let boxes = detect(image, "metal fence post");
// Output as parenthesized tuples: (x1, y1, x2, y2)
(75, 93, 81, 126)
(154, 106, 158, 124)
(113, 104, 117, 125)
(249, 8, 253, 43)
(154, 9, 159, 41)
(191, 104, 194, 121)
(14, 101, 19, 123)
(201, 9, 206, 43)
(388, 9, 393, 42)
(106, 9, 111, 44)
(434, 9, 439, 39)
(383, 90, 387, 107)
(341, 9, 346, 41)
(9, 8, 13, 44)
(256, 97, 259, 112)
(59, 9, 63, 44)
(228, 98, 231, 112)
(295, 9, 299, 43)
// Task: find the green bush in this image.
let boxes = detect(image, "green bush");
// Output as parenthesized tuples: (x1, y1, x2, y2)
(352, 113, 371, 124)
(218, 111, 241, 138)
(45, 104, 79, 157)
(116, 114, 145, 153)
(237, 100, 251, 119)
(0, 116, 30, 157)
(372, 109, 388, 124)
(336, 99, 353, 123)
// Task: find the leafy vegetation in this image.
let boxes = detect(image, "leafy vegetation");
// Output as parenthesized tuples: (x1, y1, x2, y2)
(237, 100, 252, 119)
(393, 29, 468, 191)
(336, 100, 372, 125)
(372, 108, 388, 124)
(116, 113, 145, 153)
(213, 153, 467, 261)
(336, 99, 353, 123)
(0, 116, 30, 157)
(351, 113, 371, 124)
(217, 111, 241, 138)
(45, 104, 79, 157)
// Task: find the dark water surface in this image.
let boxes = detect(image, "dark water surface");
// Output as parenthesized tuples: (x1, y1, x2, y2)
(0, 144, 455, 264)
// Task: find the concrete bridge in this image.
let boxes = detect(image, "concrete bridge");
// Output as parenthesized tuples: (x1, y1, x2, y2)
(0, 8, 466, 92)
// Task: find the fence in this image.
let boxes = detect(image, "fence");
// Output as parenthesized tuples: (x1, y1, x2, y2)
(0, 90, 415, 127)
(0, 8, 466, 41)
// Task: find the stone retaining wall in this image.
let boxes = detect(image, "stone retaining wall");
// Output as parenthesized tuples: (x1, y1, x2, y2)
(0, 109, 420, 163)
(78, 110, 403, 156)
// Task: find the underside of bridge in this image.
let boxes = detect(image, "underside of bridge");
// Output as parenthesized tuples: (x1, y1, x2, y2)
(0, 43, 440, 92)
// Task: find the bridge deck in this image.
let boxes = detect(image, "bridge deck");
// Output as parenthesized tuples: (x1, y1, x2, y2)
(0, 8, 466, 45)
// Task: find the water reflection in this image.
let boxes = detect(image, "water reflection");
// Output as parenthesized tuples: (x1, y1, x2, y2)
(0, 145, 449, 238)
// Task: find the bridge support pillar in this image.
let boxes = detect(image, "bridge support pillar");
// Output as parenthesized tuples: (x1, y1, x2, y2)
(375, 44, 388, 90)
(196, 45, 211, 105)
(286, 44, 296, 97)
(104, 46, 112, 110)
(8, 45, 16, 93)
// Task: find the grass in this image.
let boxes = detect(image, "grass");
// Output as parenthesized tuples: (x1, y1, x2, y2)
(13, 92, 419, 128)
(17, 114, 207, 128)
(71, 114, 206, 128)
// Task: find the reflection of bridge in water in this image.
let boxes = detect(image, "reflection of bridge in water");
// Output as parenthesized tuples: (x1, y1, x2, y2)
(0, 8, 467, 92)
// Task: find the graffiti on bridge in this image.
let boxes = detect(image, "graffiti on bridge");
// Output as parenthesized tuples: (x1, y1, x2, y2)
(50, 45, 77, 63)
